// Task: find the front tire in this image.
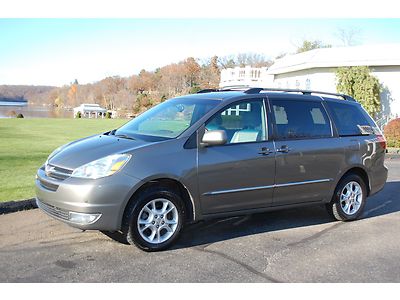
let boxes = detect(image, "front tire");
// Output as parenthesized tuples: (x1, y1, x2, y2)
(326, 174, 367, 221)
(122, 187, 185, 251)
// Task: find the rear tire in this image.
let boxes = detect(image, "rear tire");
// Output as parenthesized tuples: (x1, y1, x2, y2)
(122, 186, 185, 252)
(326, 174, 367, 221)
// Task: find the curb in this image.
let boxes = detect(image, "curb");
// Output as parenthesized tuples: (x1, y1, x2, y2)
(0, 198, 37, 215)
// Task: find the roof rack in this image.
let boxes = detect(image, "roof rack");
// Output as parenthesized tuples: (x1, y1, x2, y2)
(197, 85, 250, 94)
(197, 88, 217, 93)
(243, 88, 356, 101)
(197, 86, 356, 102)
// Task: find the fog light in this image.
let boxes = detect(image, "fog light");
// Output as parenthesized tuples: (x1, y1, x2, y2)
(69, 212, 101, 225)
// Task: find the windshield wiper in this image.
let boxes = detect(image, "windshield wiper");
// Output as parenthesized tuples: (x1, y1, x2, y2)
(114, 134, 135, 140)
(107, 129, 135, 140)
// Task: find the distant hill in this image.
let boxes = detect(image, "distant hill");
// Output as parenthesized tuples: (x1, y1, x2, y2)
(0, 85, 56, 103)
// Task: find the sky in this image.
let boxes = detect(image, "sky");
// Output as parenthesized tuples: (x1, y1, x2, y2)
(1, 18, 400, 86)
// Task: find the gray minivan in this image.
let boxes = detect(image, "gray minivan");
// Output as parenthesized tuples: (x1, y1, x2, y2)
(35, 88, 388, 251)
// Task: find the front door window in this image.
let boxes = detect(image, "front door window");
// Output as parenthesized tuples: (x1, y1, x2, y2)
(206, 100, 267, 144)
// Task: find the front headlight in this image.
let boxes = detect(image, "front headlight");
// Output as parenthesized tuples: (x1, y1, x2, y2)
(71, 154, 131, 179)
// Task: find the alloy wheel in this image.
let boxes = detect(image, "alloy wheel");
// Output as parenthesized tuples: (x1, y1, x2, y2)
(340, 181, 363, 215)
(137, 198, 178, 244)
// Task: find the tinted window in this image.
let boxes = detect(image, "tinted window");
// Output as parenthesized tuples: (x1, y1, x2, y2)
(271, 100, 332, 140)
(206, 100, 267, 144)
(326, 102, 371, 136)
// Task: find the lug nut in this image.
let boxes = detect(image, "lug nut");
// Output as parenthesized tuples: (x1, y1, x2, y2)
(152, 221, 155, 224)
(156, 225, 159, 228)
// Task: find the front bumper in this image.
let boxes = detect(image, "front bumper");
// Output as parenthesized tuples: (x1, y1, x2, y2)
(35, 166, 143, 231)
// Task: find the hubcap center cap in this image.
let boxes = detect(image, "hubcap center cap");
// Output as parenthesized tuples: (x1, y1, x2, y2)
(154, 217, 162, 226)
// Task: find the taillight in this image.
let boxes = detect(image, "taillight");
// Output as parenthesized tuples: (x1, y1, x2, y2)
(377, 135, 387, 150)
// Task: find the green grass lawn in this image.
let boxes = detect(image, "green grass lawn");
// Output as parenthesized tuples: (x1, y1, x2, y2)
(0, 118, 127, 202)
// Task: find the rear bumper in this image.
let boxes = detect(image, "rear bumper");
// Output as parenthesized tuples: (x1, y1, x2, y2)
(35, 167, 143, 231)
(369, 164, 388, 196)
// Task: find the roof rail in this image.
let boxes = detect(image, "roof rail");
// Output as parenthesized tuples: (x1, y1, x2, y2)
(243, 87, 356, 101)
(220, 85, 250, 90)
(197, 85, 250, 94)
(197, 86, 356, 102)
(197, 89, 218, 93)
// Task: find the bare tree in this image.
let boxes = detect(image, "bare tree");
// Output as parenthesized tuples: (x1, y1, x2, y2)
(336, 27, 362, 46)
(236, 53, 272, 67)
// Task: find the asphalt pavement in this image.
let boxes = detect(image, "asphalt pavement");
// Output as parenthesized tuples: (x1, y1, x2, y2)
(1, 158, 399, 282)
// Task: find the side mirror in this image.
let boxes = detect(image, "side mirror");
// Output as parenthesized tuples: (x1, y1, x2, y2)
(201, 130, 227, 147)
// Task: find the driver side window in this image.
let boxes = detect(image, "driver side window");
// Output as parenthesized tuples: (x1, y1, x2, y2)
(206, 100, 267, 144)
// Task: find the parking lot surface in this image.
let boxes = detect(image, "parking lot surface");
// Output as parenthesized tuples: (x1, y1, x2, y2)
(1, 158, 399, 282)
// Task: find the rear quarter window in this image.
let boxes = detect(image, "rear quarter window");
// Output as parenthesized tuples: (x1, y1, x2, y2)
(326, 102, 372, 136)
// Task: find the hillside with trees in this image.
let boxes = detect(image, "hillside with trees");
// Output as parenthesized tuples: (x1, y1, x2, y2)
(1, 53, 270, 117)
(0, 85, 55, 102)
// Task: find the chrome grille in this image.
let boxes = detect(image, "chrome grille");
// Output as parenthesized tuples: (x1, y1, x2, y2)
(39, 178, 59, 192)
(36, 199, 69, 221)
(45, 164, 73, 181)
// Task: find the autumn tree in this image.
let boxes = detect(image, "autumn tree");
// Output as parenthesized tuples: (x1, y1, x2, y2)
(67, 82, 78, 107)
(336, 66, 381, 118)
(129, 69, 157, 93)
(49, 89, 62, 107)
(183, 57, 201, 89)
(158, 63, 187, 95)
(199, 55, 220, 89)
(101, 76, 125, 110)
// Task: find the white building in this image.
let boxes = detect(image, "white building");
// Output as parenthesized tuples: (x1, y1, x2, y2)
(220, 44, 400, 122)
(220, 66, 274, 88)
(73, 103, 107, 118)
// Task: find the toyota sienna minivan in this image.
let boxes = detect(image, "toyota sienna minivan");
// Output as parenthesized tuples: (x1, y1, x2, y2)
(35, 87, 388, 251)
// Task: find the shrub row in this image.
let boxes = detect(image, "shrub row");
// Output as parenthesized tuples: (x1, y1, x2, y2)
(384, 118, 400, 148)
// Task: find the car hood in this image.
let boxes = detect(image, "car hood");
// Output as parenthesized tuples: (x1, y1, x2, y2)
(48, 134, 151, 170)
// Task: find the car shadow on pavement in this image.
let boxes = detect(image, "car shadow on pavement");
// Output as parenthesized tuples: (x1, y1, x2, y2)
(363, 181, 400, 218)
(173, 181, 400, 250)
(174, 205, 335, 249)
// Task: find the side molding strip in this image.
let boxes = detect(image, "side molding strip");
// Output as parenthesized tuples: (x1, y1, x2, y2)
(203, 178, 333, 196)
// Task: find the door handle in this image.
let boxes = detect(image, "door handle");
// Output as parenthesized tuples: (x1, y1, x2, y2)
(258, 147, 273, 155)
(276, 145, 291, 153)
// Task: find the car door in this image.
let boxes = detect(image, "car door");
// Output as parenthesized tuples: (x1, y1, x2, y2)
(197, 98, 276, 214)
(268, 96, 344, 206)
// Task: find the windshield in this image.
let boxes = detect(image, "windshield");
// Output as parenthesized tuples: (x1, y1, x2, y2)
(115, 97, 219, 139)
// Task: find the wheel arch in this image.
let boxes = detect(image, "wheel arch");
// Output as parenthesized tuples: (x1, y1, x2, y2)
(338, 166, 371, 196)
(121, 177, 197, 228)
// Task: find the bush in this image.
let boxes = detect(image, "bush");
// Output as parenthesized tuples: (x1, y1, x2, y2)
(384, 118, 400, 148)
(336, 66, 381, 119)
(16, 113, 24, 118)
(6, 110, 17, 118)
(105, 111, 112, 119)
(75, 111, 82, 118)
